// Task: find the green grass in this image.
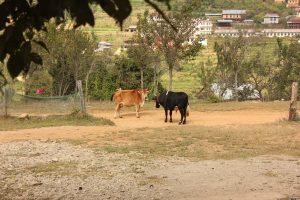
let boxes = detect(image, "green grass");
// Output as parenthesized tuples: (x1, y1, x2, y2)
(0, 114, 114, 131)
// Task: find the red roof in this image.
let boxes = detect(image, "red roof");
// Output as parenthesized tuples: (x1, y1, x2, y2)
(287, 17, 300, 23)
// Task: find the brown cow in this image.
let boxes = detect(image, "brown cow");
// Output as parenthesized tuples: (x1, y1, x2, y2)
(111, 88, 148, 118)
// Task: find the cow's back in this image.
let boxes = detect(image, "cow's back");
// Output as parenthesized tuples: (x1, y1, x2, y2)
(114, 90, 141, 106)
(162, 91, 188, 109)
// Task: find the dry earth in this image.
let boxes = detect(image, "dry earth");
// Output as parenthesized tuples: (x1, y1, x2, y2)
(0, 108, 299, 200)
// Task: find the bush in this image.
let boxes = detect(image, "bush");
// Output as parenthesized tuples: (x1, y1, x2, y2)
(208, 94, 222, 103)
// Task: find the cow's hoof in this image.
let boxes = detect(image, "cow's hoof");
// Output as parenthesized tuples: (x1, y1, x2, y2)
(119, 116, 123, 118)
(178, 121, 182, 125)
(183, 121, 186, 124)
(137, 116, 140, 118)
(164, 119, 167, 123)
(170, 120, 172, 123)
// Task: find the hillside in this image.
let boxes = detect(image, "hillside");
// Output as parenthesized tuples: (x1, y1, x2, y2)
(84, 0, 293, 97)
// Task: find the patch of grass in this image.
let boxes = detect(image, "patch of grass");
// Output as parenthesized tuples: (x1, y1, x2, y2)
(0, 113, 114, 131)
(27, 161, 78, 175)
(138, 175, 164, 186)
(263, 171, 278, 177)
(92, 123, 300, 160)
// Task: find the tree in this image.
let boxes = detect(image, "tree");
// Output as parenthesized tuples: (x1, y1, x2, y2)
(272, 37, 300, 100)
(193, 58, 216, 99)
(27, 23, 97, 96)
(244, 53, 272, 101)
(137, 6, 202, 91)
(0, 0, 172, 87)
(214, 36, 248, 101)
(127, 36, 158, 89)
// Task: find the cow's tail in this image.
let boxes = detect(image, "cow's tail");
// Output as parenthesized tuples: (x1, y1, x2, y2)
(186, 103, 190, 117)
(110, 93, 115, 102)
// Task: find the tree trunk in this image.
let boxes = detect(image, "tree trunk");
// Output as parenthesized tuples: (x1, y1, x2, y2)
(234, 70, 238, 102)
(76, 80, 86, 114)
(168, 67, 173, 91)
(288, 82, 298, 121)
(258, 90, 263, 102)
(153, 65, 157, 95)
(85, 63, 95, 102)
(140, 67, 144, 89)
(3, 86, 9, 117)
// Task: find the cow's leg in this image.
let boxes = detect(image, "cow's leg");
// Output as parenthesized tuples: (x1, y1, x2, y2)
(183, 108, 187, 124)
(136, 105, 140, 118)
(179, 108, 184, 125)
(114, 104, 122, 118)
(164, 109, 168, 122)
(114, 104, 119, 118)
(169, 109, 173, 123)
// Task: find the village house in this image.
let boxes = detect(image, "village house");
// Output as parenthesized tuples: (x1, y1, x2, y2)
(216, 19, 233, 28)
(263, 13, 280, 24)
(125, 25, 137, 32)
(205, 13, 222, 17)
(214, 29, 255, 37)
(274, 0, 285, 3)
(194, 19, 213, 35)
(287, 0, 299, 7)
(222, 10, 247, 21)
(214, 28, 300, 37)
(243, 19, 254, 25)
(287, 17, 300, 28)
(261, 29, 300, 37)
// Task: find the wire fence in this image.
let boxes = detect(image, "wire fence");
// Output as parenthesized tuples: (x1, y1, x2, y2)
(0, 85, 81, 117)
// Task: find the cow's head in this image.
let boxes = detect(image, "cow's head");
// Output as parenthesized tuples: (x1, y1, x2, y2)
(138, 88, 148, 106)
(143, 88, 148, 100)
(154, 95, 160, 108)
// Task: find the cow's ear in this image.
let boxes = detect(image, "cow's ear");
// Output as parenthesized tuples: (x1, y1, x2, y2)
(137, 91, 141, 94)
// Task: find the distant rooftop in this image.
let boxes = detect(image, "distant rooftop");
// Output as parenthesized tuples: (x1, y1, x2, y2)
(205, 13, 222, 16)
(128, 25, 137, 29)
(222, 10, 246, 15)
(265, 13, 280, 18)
(217, 19, 233, 23)
(287, 17, 300, 23)
(98, 41, 112, 46)
(262, 29, 300, 33)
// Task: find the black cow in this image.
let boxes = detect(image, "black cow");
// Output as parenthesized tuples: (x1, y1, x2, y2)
(154, 91, 190, 124)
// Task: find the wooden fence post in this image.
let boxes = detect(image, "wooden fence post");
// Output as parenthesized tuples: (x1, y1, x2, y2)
(288, 82, 298, 121)
(76, 80, 86, 114)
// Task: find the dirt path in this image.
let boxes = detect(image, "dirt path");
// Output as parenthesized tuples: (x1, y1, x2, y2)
(92, 109, 287, 128)
(0, 109, 286, 143)
(1, 109, 299, 200)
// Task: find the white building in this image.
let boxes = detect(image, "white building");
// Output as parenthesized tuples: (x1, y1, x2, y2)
(194, 19, 213, 36)
(263, 13, 280, 24)
(214, 29, 255, 37)
(261, 29, 300, 37)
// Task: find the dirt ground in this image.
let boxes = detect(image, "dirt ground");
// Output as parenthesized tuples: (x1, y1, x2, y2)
(0, 108, 299, 199)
